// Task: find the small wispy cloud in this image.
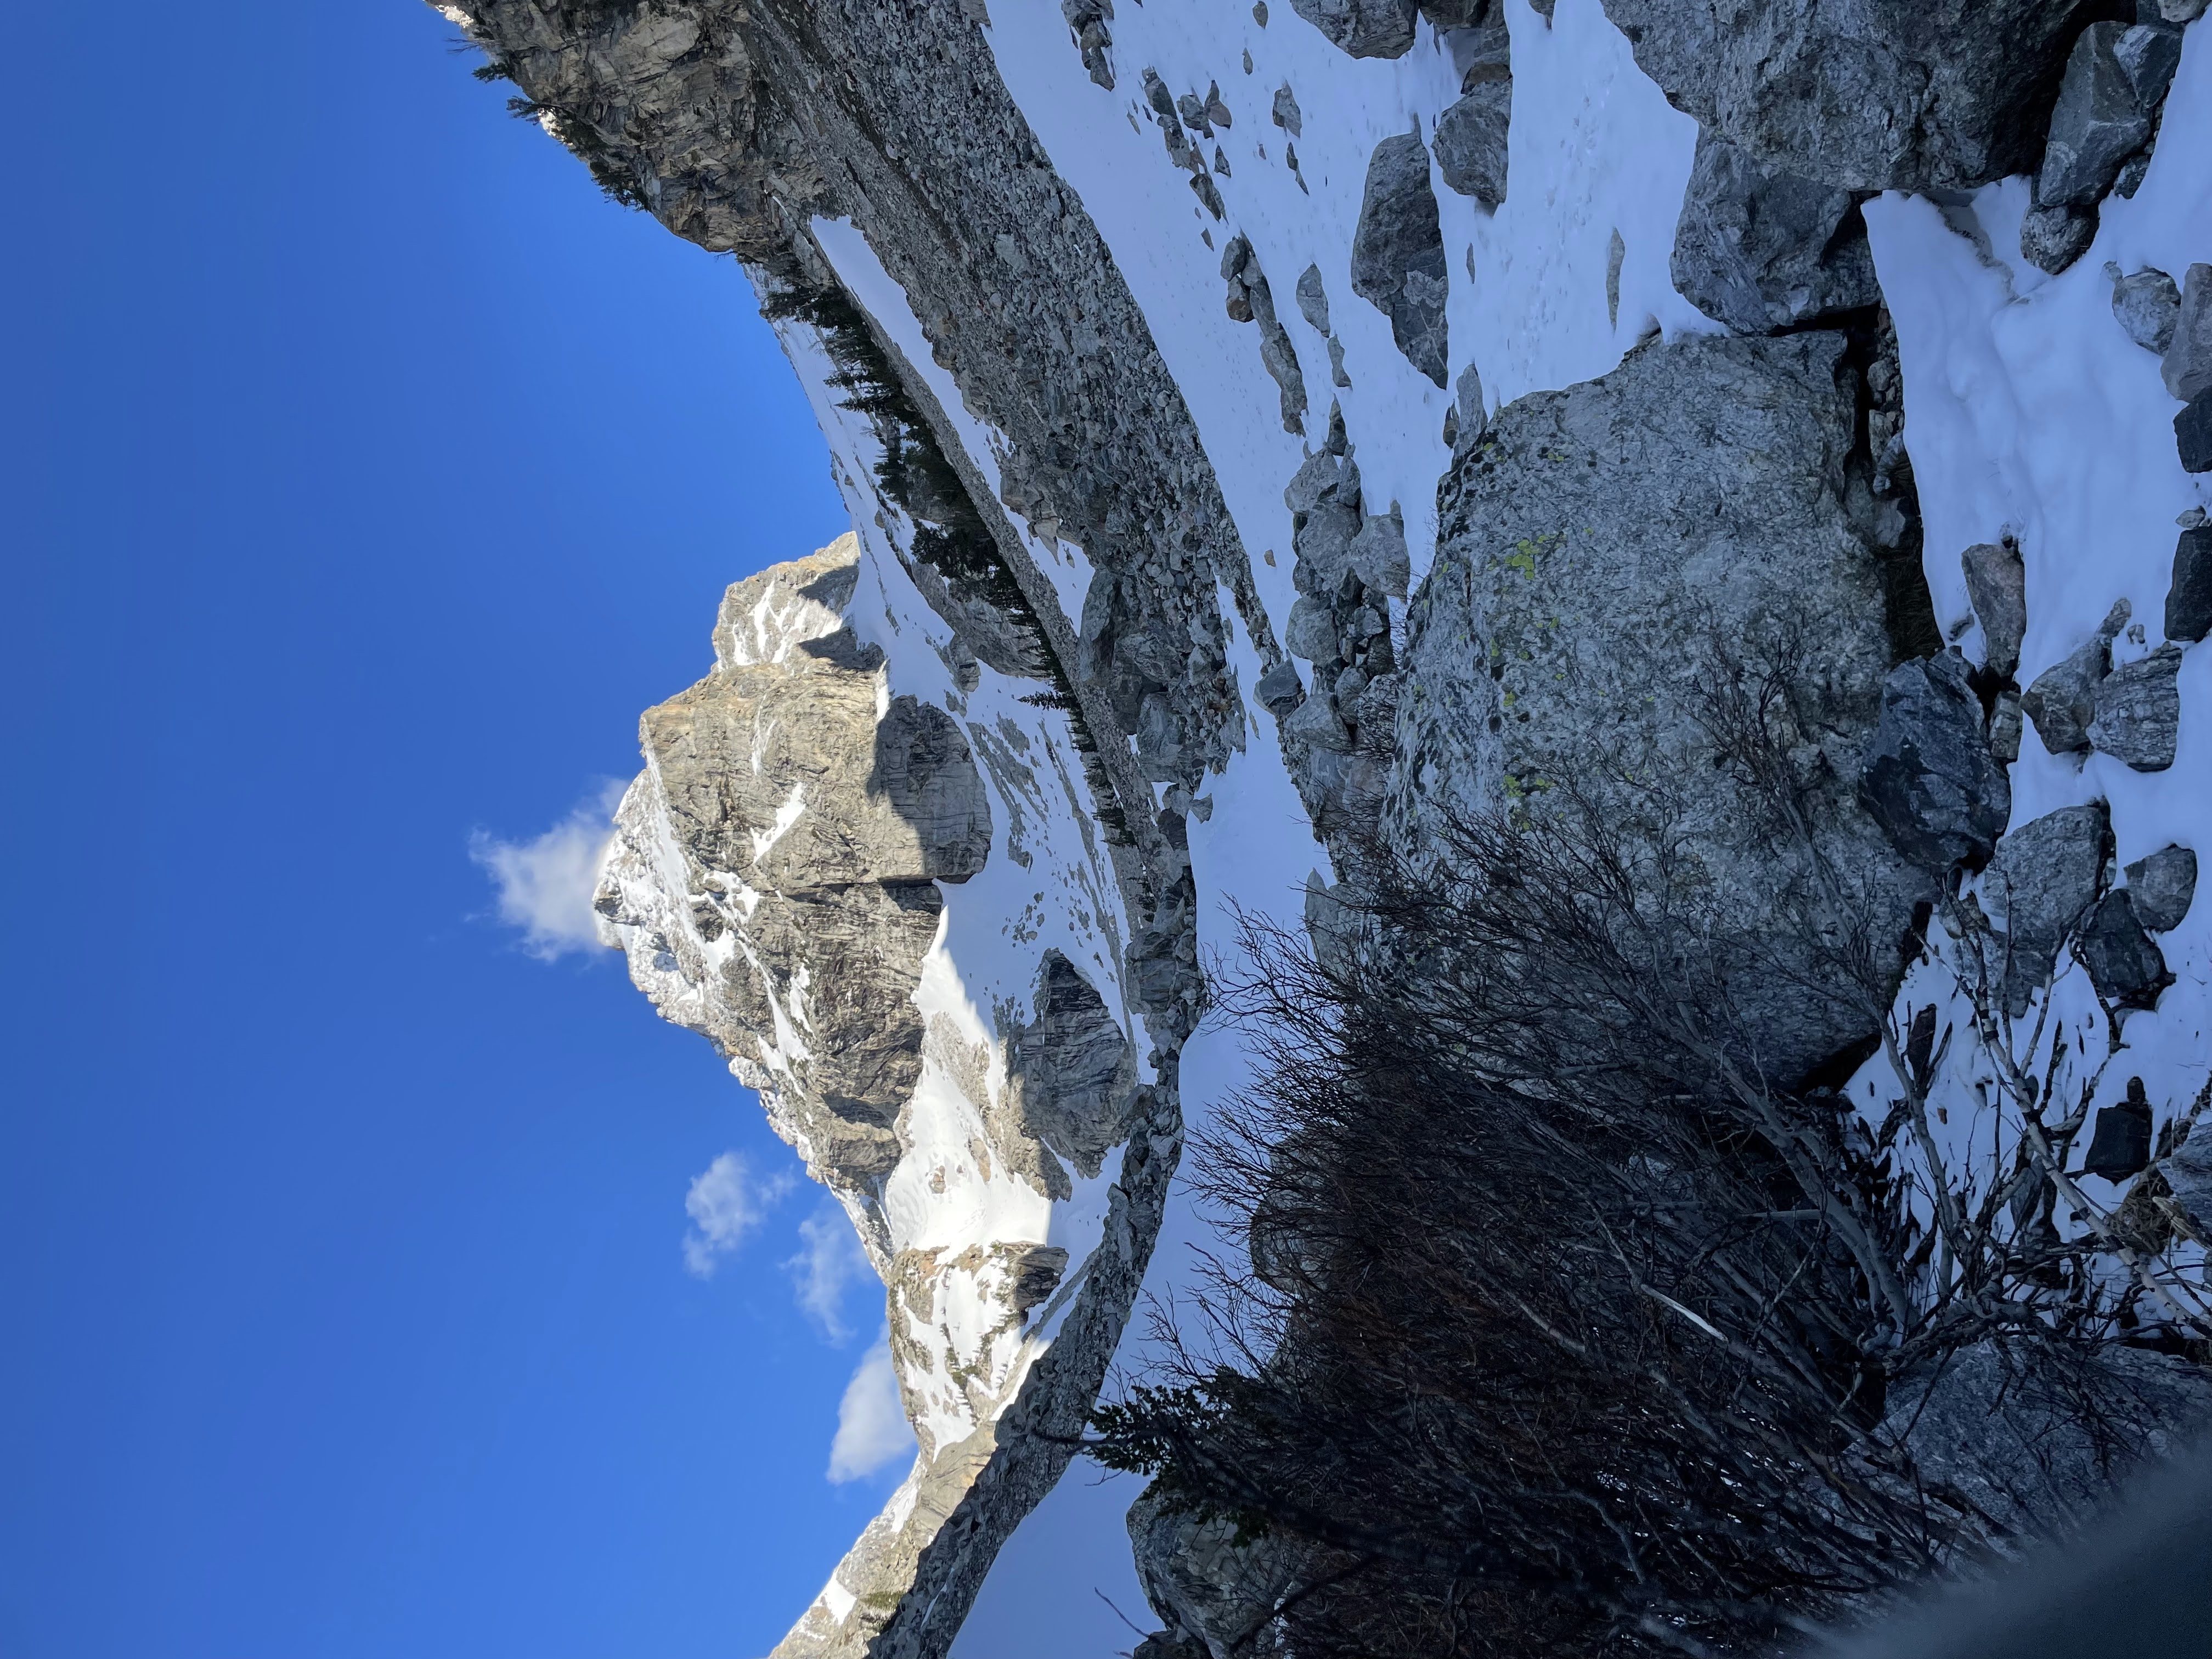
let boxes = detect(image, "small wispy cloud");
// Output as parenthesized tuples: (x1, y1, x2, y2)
(827, 1330, 917, 1484)
(469, 780, 627, 960)
(786, 1199, 872, 1344)
(681, 1152, 793, 1278)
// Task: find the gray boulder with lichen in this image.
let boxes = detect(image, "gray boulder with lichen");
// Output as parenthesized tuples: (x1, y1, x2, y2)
(1388, 332, 1934, 1084)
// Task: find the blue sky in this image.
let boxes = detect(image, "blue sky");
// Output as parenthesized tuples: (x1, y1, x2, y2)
(0, 3, 940, 1655)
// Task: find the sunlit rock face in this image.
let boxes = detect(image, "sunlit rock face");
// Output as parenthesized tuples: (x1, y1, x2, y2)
(593, 533, 1175, 1658)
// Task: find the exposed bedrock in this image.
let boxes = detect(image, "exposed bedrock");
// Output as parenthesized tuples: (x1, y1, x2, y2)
(1387, 334, 1937, 1084)
(1600, 0, 2098, 192)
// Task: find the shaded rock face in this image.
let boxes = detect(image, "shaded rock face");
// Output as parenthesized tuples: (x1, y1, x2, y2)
(1389, 334, 1933, 1084)
(2168, 524, 2212, 642)
(2179, 389, 2212, 473)
(2036, 22, 2154, 209)
(1350, 133, 1449, 387)
(1670, 132, 1879, 334)
(999, 950, 1140, 1198)
(600, 540, 986, 1184)
(2125, 844, 2197, 933)
(1981, 804, 2108, 1017)
(1601, 0, 2094, 192)
(2079, 890, 2172, 1008)
(1127, 1484, 1312, 1659)
(1860, 652, 2011, 873)
(1961, 540, 2027, 679)
(1288, 0, 1418, 58)
(2023, 20, 2187, 273)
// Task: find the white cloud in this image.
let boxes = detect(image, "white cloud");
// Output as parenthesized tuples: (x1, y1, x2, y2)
(681, 1152, 792, 1278)
(827, 1330, 917, 1483)
(469, 780, 627, 960)
(786, 1199, 871, 1343)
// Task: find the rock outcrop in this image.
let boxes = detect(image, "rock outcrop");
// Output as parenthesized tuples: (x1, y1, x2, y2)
(1388, 333, 1933, 1084)
(597, 542, 980, 1194)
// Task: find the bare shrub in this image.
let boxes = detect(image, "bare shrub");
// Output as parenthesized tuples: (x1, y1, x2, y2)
(1090, 651, 2210, 1658)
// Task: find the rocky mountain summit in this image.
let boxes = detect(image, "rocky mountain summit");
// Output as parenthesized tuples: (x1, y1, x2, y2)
(432, 0, 2212, 1652)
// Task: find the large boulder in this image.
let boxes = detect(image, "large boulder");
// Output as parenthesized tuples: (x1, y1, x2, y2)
(2125, 845, 2197, 933)
(1128, 1483, 1312, 1659)
(1388, 333, 1933, 1084)
(2023, 600, 2129, 754)
(1860, 652, 2012, 873)
(1884, 1341, 2212, 1540)
(2112, 266, 2182, 356)
(1288, 0, 1418, 58)
(1350, 133, 1449, 387)
(1670, 132, 1879, 334)
(2168, 524, 2212, 643)
(2164, 264, 2212, 404)
(1980, 804, 2107, 1017)
(2091, 644, 2182, 771)
(1599, 0, 2096, 193)
(2035, 22, 2153, 209)
(1434, 81, 1512, 207)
